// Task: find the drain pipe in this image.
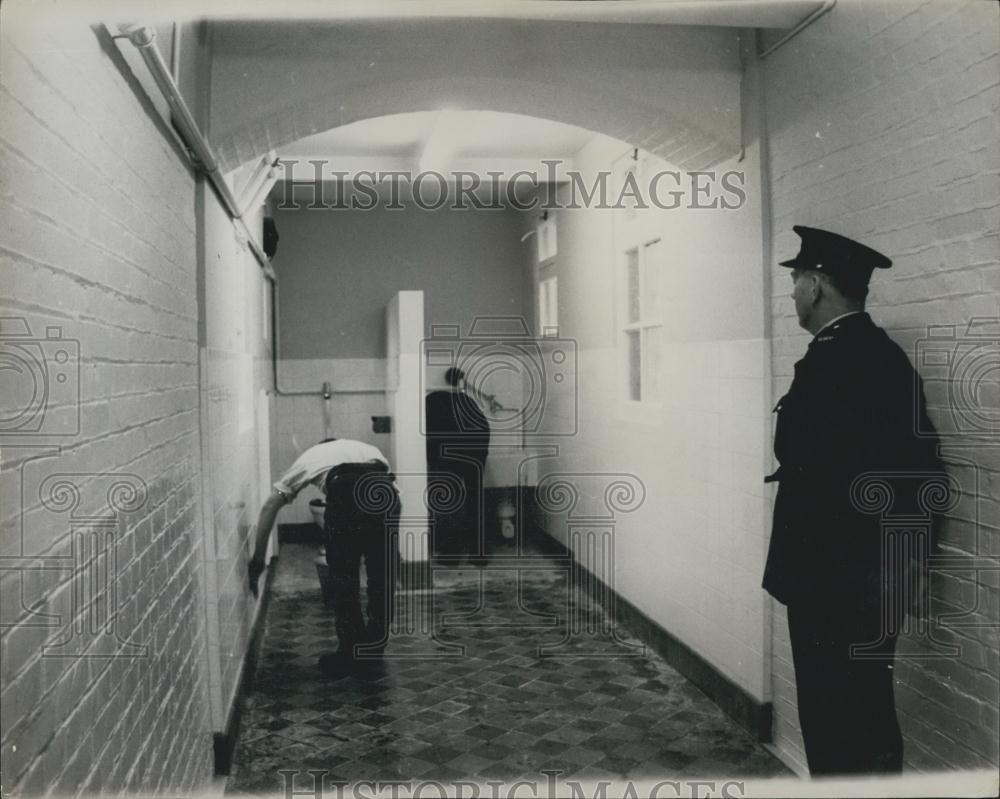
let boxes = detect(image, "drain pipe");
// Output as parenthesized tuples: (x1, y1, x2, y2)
(123, 24, 276, 280)
(126, 25, 385, 410)
(465, 383, 525, 450)
(268, 280, 385, 398)
(238, 153, 276, 210)
(322, 381, 333, 439)
(123, 24, 322, 400)
(758, 0, 836, 59)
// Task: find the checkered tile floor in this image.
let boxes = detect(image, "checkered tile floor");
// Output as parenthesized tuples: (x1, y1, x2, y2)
(226, 542, 789, 792)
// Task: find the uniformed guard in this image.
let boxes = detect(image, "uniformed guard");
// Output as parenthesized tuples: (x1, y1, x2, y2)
(762, 226, 946, 775)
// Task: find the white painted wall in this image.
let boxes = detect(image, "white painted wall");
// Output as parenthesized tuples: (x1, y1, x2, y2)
(196, 182, 273, 731)
(272, 358, 390, 524)
(523, 133, 772, 700)
(388, 291, 430, 562)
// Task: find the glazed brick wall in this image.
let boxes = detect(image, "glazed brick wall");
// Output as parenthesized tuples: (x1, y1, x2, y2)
(0, 19, 213, 795)
(762, 0, 999, 774)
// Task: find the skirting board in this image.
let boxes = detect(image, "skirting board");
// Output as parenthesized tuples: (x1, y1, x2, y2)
(213, 555, 277, 776)
(543, 532, 774, 742)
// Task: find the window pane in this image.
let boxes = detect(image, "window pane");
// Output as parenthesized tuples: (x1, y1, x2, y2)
(626, 249, 640, 323)
(536, 217, 557, 262)
(538, 279, 548, 332)
(644, 326, 662, 402)
(539, 276, 558, 335)
(548, 278, 558, 333)
(643, 239, 662, 321)
(627, 330, 641, 401)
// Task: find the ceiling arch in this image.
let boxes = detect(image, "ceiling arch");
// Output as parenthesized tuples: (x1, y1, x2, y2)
(208, 18, 744, 172)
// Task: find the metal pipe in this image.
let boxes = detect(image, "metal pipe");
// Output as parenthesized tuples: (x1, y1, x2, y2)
(270, 279, 322, 397)
(237, 156, 274, 210)
(758, 0, 836, 59)
(322, 381, 333, 439)
(244, 167, 280, 217)
(170, 22, 180, 81)
(123, 26, 382, 435)
(464, 382, 527, 448)
(268, 278, 385, 397)
(466, 384, 514, 416)
(124, 25, 276, 281)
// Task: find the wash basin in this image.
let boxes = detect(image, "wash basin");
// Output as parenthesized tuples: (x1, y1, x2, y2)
(484, 450, 538, 488)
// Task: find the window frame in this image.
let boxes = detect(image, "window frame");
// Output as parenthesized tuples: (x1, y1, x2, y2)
(538, 274, 559, 337)
(618, 237, 664, 409)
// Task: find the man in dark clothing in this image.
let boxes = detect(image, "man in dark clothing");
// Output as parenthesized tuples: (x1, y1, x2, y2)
(425, 367, 491, 560)
(762, 226, 946, 776)
(322, 461, 400, 667)
(249, 438, 400, 674)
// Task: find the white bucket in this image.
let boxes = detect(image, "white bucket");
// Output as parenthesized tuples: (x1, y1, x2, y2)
(309, 499, 325, 528)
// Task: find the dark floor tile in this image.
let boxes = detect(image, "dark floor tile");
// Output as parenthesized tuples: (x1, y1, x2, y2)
(592, 755, 641, 776)
(414, 744, 466, 765)
(422, 765, 469, 781)
(225, 543, 792, 793)
(619, 712, 657, 729)
(444, 752, 495, 774)
(531, 737, 570, 756)
(514, 719, 560, 736)
(650, 748, 698, 770)
(541, 726, 593, 746)
(464, 723, 508, 741)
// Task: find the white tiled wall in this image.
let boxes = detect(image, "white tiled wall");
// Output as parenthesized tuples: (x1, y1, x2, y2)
(532, 340, 771, 696)
(273, 358, 390, 523)
(521, 134, 773, 702)
(197, 185, 273, 733)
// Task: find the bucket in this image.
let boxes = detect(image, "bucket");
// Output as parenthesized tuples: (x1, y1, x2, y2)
(309, 498, 325, 528)
(309, 500, 334, 605)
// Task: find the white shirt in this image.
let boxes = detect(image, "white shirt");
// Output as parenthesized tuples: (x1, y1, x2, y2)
(273, 439, 388, 500)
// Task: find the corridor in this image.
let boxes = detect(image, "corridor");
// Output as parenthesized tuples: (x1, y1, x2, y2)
(2, 1, 998, 796)
(226, 543, 788, 792)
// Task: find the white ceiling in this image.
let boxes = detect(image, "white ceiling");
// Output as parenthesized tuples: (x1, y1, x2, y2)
(278, 110, 599, 162)
(122, 0, 826, 29)
(265, 110, 601, 204)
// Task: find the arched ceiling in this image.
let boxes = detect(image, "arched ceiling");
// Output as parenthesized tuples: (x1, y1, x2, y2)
(207, 18, 746, 172)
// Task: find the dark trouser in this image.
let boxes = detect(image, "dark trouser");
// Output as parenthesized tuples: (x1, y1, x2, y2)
(427, 457, 483, 557)
(324, 468, 400, 657)
(787, 602, 903, 776)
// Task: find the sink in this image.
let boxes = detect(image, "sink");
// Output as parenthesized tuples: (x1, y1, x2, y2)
(484, 450, 538, 488)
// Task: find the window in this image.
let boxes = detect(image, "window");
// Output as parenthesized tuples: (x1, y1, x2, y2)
(537, 215, 557, 263)
(621, 239, 663, 403)
(536, 213, 558, 335)
(538, 276, 558, 336)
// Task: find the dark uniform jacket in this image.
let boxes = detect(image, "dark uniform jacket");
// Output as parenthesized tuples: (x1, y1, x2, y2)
(762, 312, 944, 610)
(425, 389, 491, 469)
